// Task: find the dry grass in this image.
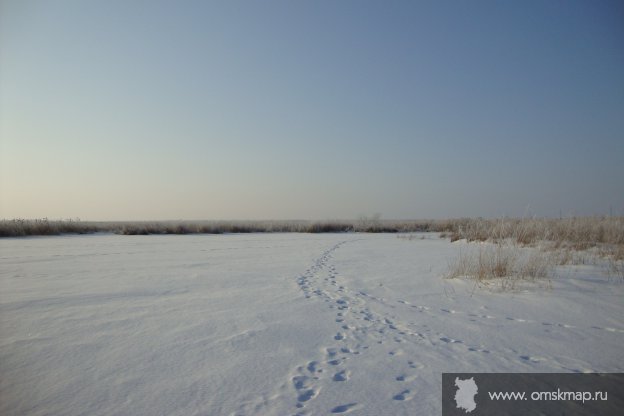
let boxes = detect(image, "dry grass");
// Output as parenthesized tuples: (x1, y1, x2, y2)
(447, 216, 624, 248)
(607, 244, 624, 281)
(447, 242, 554, 290)
(444, 217, 624, 288)
(0, 218, 102, 237)
(0, 217, 455, 237)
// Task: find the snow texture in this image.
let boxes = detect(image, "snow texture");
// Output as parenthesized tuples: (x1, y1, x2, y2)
(1, 233, 622, 415)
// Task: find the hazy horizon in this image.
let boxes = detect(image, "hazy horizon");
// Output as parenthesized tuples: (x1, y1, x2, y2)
(2, 1, 623, 221)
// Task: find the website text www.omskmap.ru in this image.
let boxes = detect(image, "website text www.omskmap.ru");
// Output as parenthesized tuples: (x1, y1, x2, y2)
(489, 389, 607, 403)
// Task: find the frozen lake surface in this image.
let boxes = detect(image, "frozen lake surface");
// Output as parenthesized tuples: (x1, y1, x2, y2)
(1, 233, 622, 415)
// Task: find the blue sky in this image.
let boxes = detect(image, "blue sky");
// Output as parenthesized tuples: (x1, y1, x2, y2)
(1, 0, 623, 220)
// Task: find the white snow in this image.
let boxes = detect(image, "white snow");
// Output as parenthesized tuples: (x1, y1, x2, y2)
(1, 233, 622, 415)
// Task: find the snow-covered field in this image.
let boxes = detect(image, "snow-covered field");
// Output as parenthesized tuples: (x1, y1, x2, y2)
(1, 233, 622, 415)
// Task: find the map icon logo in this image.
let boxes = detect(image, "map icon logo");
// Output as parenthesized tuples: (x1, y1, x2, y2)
(454, 377, 478, 413)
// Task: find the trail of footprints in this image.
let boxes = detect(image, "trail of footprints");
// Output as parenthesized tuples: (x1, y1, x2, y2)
(292, 242, 621, 414)
(396, 298, 624, 334)
(292, 241, 424, 414)
(394, 299, 624, 365)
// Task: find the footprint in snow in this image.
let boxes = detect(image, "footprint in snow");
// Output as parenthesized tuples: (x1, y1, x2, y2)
(591, 325, 623, 332)
(333, 369, 350, 382)
(395, 373, 417, 382)
(506, 317, 531, 323)
(439, 336, 462, 344)
(292, 376, 312, 390)
(393, 389, 413, 401)
(328, 358, 343, 366)
(297, 389, 318, 403)
(468, 346, 490, 354)
(408, 360, 424, 369)
(306, 361, 322, 373)
(331, 403, 358, 413)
